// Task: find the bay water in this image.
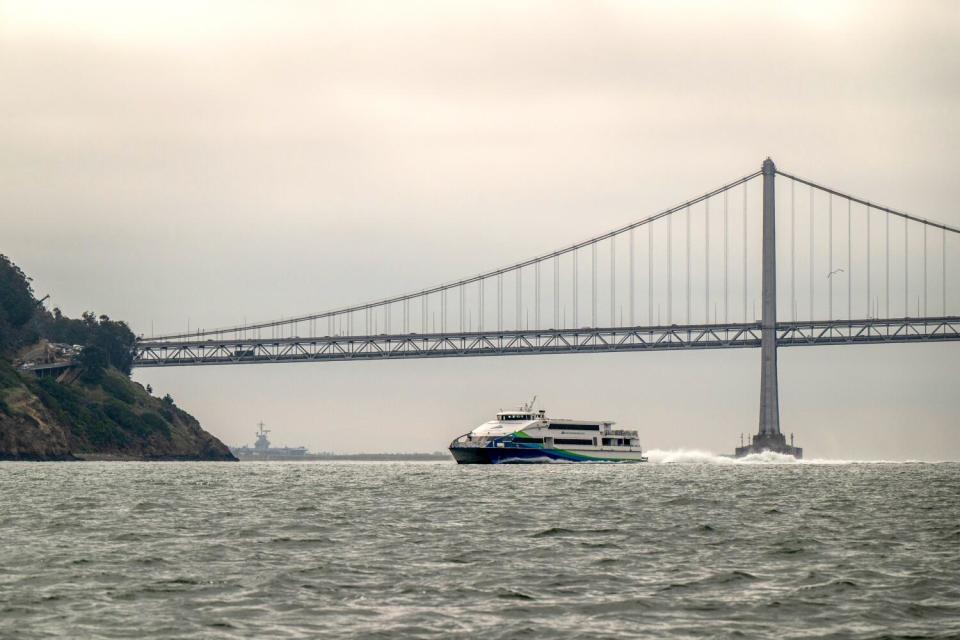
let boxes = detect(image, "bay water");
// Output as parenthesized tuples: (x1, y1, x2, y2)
(1, 455, 958, 639)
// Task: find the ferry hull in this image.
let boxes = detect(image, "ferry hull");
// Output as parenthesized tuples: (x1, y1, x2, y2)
(449, 445, 646, 464)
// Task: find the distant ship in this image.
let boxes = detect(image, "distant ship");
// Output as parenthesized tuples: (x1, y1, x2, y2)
(449, 400, 648, 464)
(230, 422, 308, 459)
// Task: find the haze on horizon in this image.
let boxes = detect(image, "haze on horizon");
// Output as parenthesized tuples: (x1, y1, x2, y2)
(2, 1, 958, 459)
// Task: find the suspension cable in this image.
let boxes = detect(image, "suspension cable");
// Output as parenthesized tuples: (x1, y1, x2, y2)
(777, 170, 960, 234)
(148, 166, 958, 341)
(149, 169, 762, 341)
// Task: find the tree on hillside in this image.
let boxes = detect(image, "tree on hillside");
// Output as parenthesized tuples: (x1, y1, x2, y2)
(78, 345, 109, 382)
(37, 310, 136, 375)
(0, 255, 41, 352)
(0, 255, 137, 374)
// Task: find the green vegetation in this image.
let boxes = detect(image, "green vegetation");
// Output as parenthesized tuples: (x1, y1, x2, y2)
(98, 372, 135, 404)
(1, 256, 190, 451)
(0, 359, 21, 391)
(0, 360, 21, 415)
(1, 254, 136, 373)
(0, 255, 234, 460)
(39, 310, 136, 375)
(27, 372, 175, 450)
(0, 256, 41, 353)
(0, 254, 135, 375)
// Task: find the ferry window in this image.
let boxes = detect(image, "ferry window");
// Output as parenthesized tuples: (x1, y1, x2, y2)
(547, 423, 600, 431)
(554, 438, 594, 446)
(514, 437, 544, 444)
(602, 438, 614, 446)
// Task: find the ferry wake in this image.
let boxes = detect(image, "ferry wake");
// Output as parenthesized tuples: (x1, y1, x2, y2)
(449, 401, 648, 464)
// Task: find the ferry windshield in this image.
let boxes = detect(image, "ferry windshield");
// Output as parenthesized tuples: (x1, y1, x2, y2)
(499, 414, 532, 421)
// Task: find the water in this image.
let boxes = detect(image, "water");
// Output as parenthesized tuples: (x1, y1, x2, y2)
(1, 456, 958, 639)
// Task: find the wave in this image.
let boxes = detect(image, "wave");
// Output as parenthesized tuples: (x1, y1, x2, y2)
(642, 449, 909, 465)
(644, 449, 798, 464)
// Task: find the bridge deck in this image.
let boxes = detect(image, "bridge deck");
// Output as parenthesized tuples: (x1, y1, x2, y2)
(132, 317, 960, 367)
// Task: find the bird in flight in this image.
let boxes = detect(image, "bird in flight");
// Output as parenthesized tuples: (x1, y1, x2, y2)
(826, 268, 845, 279)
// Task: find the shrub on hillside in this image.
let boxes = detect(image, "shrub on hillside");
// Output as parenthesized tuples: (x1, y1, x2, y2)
(141, 412, 172, 438)
(99, 373, 135, 404)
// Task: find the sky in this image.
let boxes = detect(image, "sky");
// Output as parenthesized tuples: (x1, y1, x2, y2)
(2, 0, 958, 459)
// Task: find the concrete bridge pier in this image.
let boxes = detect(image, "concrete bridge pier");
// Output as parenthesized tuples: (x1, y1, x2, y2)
(735, 157, 803, 459)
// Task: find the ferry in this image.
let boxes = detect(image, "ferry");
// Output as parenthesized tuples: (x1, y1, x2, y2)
(449, 401, 648, 464)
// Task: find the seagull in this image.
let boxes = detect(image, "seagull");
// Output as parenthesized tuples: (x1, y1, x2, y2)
(826, 268, 845, 279)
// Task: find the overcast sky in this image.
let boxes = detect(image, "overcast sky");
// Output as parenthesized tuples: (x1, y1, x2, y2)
(2, 1, 958, 459)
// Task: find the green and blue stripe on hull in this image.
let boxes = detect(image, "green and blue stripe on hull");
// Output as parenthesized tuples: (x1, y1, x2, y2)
(449, 444, 646, 464)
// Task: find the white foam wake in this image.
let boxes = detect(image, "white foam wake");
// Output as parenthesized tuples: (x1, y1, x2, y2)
(642, 449, 897, 465)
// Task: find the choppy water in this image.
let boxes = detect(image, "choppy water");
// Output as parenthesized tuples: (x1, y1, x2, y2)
(1, 455, 959, 639)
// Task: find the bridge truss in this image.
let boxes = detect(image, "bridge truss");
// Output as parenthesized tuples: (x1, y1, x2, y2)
(134, 316, 960, 367)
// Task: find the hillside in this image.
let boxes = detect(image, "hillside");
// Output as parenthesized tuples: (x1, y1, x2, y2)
(0, 255, 235, 461)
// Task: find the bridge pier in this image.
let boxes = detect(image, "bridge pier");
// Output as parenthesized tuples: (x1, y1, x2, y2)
(735, 158, 802, 458)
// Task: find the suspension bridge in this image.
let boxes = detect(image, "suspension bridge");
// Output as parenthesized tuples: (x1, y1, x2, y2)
(134, 158, 960, 455)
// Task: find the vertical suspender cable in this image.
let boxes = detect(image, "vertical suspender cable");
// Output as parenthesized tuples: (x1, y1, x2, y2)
(516, 269, 521, 329)
(648, 223, 653, 325)
(705, 199, 710, 323)
(886, 212, 890, 318)
(536, 261, 541, 330)
(573, 250, 578, 328)
(723, 190, 728, 323)
(589, 243, 594, 327)
(904, 219, 909, 316)
(791, 180, 796, 321)
(478, 280, 483, 331)
(743, 182, 748, 323)
(554, 255, 559, 329)
(611, 236, 616, 326)
(943, 229, 947, 315)
(828, 195, 833, 321)
(630, 229, 635, 325)
(686, 206, 691, 324)
(498, 273, 503, 331)
(809, 187, 814, 320)
(923, 225, 927, 317)
(848, 199, 852, 320)
(867, 207, 871, 317)
(460, 285, 464, 333)
(667, 214, 672, 324)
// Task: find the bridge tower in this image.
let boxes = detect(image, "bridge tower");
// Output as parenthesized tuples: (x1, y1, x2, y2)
(735, 157, 803, 458)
